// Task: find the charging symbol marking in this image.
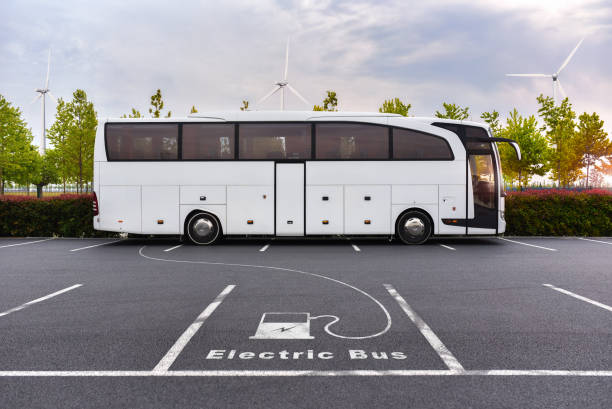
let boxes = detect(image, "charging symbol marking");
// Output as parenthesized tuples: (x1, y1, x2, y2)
(274, 325, 297, 333)
(250, 313, 314, 340)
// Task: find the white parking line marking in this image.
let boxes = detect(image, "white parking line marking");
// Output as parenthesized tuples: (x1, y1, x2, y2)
(259, 244, 270, 252)
(153, 285, 236, 372)
(578, 237, 612, 245)
(0, 238, 54, 249)
(351, 244, 361, 252)
(439, 244, 456, 251)
(543, 284, 612, 313)
(498, 237, 557, 251)
(0, 284, 83, 318)
(384, 284, 464, 372)
(164, 244, 183, 252)
(2, 369, 611, 377)
(70, 240, 122, 252)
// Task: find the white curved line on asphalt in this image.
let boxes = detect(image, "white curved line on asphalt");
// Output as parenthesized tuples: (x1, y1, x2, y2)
(138, 246, 392, 340)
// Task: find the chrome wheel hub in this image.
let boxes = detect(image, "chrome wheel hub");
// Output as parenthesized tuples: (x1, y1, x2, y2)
(404, 217, 425, 237)
(193, 218, 214, 237)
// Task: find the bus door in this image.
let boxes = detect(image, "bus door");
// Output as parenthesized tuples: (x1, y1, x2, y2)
(466, 140, 498, 233)
(432, 122, 521, 235)
(465, 131, 521, 234)
(275, 162, 305, 236)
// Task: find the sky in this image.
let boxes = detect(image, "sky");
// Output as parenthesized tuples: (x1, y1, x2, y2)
(1, 0, 611, 151)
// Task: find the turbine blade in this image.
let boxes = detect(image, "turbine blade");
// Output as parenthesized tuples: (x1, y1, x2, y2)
(284, 38, 290, 81)
(286, 84, 310, 105)
(557, 79, 567, 99)
(45, 48, 51, 89)
(257, 85, 281, 105)
(31, 93, 42, 104)
(47, 91, 58, 102)
(506, 74, 551, 77)
(557, 38, 584, 74)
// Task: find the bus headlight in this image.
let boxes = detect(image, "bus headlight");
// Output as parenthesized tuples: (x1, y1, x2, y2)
(500, 210, 505, 220)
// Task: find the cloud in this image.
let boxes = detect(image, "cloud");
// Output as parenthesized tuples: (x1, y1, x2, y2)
(1, 0, 611, 150)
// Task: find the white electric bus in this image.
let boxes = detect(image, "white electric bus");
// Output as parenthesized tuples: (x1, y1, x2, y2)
(92, 111, 520, 245)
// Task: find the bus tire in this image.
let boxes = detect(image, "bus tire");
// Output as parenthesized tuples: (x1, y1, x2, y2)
(186, 212, 221, 245)
(396, 210, 432, 245)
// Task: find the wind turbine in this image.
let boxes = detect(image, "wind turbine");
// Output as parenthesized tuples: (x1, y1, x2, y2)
(31, 49, 57, 154)
(256, 39, 310, 110)
(506, 38, 584, 105)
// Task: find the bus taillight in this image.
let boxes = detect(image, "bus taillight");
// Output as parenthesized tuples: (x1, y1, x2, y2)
(93, 192, 99, 216)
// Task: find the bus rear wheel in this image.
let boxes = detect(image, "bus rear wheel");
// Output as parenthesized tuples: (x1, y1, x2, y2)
(187, 212, 221, 245)
(396, 211, 432, 245)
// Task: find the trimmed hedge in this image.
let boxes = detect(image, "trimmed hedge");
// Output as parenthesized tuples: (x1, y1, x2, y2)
(0, 194, 114, 237)
(1, 190, 611, 237)
(505, 189, 612, 236)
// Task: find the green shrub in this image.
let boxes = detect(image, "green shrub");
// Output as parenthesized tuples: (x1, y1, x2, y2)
(1, 190, 611, 237)
(505, 189, 612, 236)
(0, 194, 115, 237)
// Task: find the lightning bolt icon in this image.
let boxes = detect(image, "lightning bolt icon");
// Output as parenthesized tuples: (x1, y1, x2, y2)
(274, 325, 297, 333)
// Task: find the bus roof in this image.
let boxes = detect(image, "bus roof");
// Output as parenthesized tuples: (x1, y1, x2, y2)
(103, 111, 488, 129)
(410, 116, 489, 129)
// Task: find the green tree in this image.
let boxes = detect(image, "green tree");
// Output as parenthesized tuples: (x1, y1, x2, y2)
(31, 151, 60, 198)
(575, 112, 611, 187)
(536, 95, 581, 186)
(313, 91, 338, 111)
(121, 108, 142, 118)
(379, 98, 411, 116)
(435, 103, 469, 120)
(149, 89, 171, 118)
(240, 100, 249, 111)
(10, 144, 39, 195)
(593, 159, 612, 186)
(0, 94, 36, 195)
(48, 89, 97, 193)
(498, 109, 550, 188)
(480, 110, 502, 136)
(47, 98, 72, 191)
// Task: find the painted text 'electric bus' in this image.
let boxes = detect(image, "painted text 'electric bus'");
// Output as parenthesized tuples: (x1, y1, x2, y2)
(92, 111, 520, 245)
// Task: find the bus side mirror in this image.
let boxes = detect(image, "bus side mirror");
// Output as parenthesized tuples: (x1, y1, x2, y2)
(510, 142, 521, 161)
(489, 137, 522, 161)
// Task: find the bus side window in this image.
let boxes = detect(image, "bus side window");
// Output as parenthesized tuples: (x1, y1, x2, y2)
(182, 124, 235, 160)
(239, 124, 311, 160)
(106, 124, 178, 161)
(392, 128, 454, 160)
(315, 124, 388, 160)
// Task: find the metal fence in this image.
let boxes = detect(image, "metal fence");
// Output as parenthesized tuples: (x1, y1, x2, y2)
(505, 185, 612, 192)
(3, 184, 91, 194)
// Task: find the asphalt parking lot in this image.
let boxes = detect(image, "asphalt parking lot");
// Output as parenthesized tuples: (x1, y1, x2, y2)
(1, 236, 611, 408)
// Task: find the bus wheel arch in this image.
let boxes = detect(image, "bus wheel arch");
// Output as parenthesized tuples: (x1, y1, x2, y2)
(395, 208, 433, 245)
(184, 210, 223, 245)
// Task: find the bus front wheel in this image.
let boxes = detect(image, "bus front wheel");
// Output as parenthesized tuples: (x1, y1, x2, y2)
(187, 212, 221, 245)
(396, 211, 432, 245)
